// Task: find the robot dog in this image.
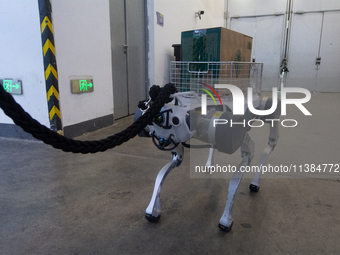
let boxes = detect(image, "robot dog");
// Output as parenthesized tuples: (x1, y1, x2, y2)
(135, 82, 280, 232)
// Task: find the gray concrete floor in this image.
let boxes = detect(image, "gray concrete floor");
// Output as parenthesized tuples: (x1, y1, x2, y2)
(1, 92, 340, 255)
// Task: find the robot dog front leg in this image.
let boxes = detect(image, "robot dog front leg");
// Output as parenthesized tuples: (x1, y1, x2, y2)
(218, 133, 254, 232)
(249, 117, 279, 192)
(206, 146, 215, 168)
(145, 144, 184, 222)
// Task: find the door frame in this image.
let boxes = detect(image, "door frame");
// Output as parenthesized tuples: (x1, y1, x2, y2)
(109, 0, 149, 119)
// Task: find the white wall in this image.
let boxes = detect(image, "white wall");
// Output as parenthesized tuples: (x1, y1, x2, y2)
(0, 0, 114, 131)
(51, 0, 113, 127)
(148, 0, 226, 86)
(0, 0, 49, 126)
(227, 0, 340, 92)
(293, 0, 340, 12)
(227, 0, 340, 23)
(227, 0, 286, 19)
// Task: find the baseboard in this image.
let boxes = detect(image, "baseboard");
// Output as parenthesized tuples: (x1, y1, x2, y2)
(63, 114, 114, 138)
(0, 114, 114, 140)
(0, 123, 37, 140)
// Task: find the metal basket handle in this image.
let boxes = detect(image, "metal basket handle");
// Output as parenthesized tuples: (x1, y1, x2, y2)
(187, 63, 209, 73)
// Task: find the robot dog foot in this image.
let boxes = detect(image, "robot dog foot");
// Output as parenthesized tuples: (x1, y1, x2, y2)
(249, 184, 260, 192)
(218, 222, 234, 232)
(145, 213, 161, 223)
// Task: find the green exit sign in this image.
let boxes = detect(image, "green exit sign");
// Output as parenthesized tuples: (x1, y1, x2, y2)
(1, 79, 22, 95)
(71, 79, 94, 94)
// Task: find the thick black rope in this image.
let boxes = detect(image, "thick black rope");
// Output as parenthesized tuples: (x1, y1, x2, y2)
(0, 83, 176, 154)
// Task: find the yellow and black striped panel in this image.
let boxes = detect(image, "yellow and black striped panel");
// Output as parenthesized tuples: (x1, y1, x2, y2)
(38, 0, 62, 135)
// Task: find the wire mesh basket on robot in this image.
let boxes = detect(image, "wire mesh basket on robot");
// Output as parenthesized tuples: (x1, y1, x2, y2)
(170, 61, 263, 99)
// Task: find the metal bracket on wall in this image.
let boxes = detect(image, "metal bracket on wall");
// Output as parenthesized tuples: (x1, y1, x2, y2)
(122, 44, 128, 54)
(315, 57, 321, 66)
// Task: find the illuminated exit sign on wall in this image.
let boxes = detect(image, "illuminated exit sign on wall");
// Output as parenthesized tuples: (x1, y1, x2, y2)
(71, 78, 94, 94)
(1, 79, 22, 95)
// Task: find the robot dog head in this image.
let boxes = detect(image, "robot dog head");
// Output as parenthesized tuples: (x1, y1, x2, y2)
(150, 105, 196, 150)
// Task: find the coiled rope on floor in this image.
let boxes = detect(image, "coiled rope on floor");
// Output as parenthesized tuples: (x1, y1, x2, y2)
(0, 83, 176, 154)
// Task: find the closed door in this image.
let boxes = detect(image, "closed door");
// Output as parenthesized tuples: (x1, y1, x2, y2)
(315, 12, 340, 92)
(231, 15, 285, 91)
(287, 11, 340, 92)
(232, 11, 340, 92)
(286, 12, 323, 91)
(109, 0, 147, 119)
